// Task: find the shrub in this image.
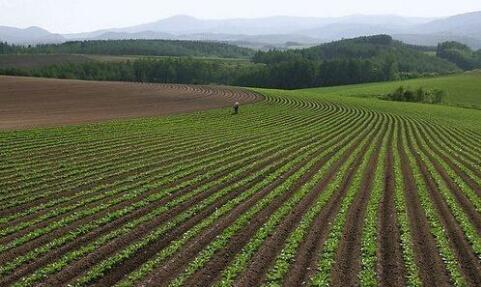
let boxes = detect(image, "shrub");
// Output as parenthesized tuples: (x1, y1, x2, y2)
(382, 86, 446, 104)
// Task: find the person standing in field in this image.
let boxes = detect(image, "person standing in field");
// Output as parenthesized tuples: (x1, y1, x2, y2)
(233, 102, 240, 114)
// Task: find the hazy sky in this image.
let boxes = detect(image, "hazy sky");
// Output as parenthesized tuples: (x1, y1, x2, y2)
(1, 0, 481, 33)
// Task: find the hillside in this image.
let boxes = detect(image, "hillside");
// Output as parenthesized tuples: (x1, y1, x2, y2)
(255, 35, 458, 74)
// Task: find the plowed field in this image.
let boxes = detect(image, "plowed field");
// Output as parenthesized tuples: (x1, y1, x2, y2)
(0, 76, 259, 130)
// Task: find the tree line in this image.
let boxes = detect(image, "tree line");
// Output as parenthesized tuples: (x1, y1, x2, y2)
(0, 40, 255, 59)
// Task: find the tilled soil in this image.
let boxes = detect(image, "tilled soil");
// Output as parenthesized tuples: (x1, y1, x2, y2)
(0, 76, 260, 130)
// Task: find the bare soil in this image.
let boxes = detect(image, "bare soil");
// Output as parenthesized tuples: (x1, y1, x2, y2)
(0, 76, 260, 130)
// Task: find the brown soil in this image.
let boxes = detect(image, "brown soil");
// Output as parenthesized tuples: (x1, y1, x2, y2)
(0, 102, 339, 286)
(93, 145, 322, 287)
(88, 108, 349, 287)
(0, 76, 260, 130)
(431, 125, 481, 168)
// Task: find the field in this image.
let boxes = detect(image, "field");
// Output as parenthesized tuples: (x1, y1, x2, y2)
(1, 73, 481, 287)
(0, 76, 259, 129)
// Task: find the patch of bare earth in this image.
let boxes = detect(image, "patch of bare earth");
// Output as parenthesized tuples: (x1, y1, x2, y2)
(0, 76, 260, 130)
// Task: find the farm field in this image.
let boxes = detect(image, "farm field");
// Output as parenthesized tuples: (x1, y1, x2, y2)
(1, 74, 481, 287)
(0, 76, 259, 129)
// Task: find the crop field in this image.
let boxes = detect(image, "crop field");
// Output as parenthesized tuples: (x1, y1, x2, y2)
(0, 76, 258, 129)
(1, 75, 481, 287)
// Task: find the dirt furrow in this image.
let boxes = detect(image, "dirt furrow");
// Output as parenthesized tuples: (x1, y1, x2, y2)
(100, 145, 329, 287)
(397, 125, 452, 287)
(231, 115, 386, 287)
(1, 140, 300, 286)
(96, 111, 372, 287)
(405, 121, 481, 287)
(413, 121, 481, 233)
(0, 136, 262, 244)
(377, 122, 406, 287)
(0, 142, 266, 263)
(79, 139, 331, 287)
(329, 117, 387, 287)
(0, 137, 249, 218)
(178, 114, 383, 287)
(280, 114, 384, 287)
(40, 115, 347, 286)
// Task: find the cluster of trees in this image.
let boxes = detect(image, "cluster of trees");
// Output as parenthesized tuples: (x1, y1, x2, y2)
(382, 86, 446, 104)
(437, 41, 481, 70)
(0, 40, 255, 59)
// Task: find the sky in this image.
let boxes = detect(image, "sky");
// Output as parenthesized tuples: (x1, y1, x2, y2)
(1, 0, 481, 33)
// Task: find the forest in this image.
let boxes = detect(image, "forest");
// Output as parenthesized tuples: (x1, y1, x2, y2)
(436, 41, 481, 70)
(1, 35, 478, 89)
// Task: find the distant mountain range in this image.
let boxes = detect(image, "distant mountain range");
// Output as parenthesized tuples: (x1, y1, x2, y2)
(2, 11, 481, 49)
(0, 26, 64, 45)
